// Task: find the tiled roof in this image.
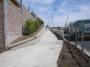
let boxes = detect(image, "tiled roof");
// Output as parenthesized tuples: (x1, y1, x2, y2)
(10, 0, 20, 7)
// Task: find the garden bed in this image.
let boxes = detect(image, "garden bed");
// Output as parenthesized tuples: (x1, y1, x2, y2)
(57, 41, 90, 67)
(11, 25, 44, 44)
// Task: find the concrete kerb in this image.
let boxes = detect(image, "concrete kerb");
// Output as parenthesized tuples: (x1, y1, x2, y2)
(6, 28, 45, 50)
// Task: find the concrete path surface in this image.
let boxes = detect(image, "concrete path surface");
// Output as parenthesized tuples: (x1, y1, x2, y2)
(0, 29, 63, 67)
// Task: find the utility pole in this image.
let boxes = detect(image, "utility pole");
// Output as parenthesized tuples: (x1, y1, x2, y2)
(20, 0, 23, 40)
(75, 24, 78, 47)
(52, 8, 56, 27)
(20, 0, 23, 17)
(64, 15, 70, 42)
(64, 15, 68, 35)
(81, 22, 85, 52)
(65, 15, 68, 29)
(28, 5, 30, 12)
(52, 9, 54, 27)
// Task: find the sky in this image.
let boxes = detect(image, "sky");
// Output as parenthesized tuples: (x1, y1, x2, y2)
(20, 0, 90, 27)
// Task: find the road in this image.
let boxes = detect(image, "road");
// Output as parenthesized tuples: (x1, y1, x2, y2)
(0, 29, 63, 67)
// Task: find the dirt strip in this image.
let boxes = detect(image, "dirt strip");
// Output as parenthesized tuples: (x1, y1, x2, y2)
(50, 28, 90, 67)
(11, 25, 44, 44)
(57, 41, 90, 67)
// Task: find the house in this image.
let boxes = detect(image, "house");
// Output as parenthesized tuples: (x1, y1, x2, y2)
(0, 0, 35, 52)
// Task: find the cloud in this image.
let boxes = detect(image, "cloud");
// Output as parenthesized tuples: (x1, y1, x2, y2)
(23, 0, 55, 8)
(51, 2, 90, 27)
(21, 0, 90, 27)
(31, 0, 55, 6)
(53, 15, 67, 27)
(22, 0, 55, 18)
(79, 5, 90, 11)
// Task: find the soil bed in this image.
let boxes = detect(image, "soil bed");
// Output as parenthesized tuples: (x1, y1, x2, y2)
(50, 29, 90, 67)
(11, 26, 44, 44)
(57, 41, 90, 67)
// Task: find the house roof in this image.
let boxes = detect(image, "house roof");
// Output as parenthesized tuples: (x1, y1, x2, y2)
(10, 0, 20, 7)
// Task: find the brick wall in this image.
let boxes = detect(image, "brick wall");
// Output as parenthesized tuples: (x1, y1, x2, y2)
(7, 0, 22, 35)
(5, 0, 22, 45)
(0, 0, 5, 51)
(0, 0, 37, 50)
(4, 0, 35, 46)
(22, 7, 35, 24)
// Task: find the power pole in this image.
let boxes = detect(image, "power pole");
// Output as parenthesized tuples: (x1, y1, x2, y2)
(75, 24, 78, 47)
(20, 0, 23, 15)
(28, 5, 30, 12)
(20, 0, 23, 40)
(52, 8, 56, 27)
(65, 15, 68, 29)
(81, 22, 85, 52)
(64, 15, 68, 35)
(52, 9, 54, 27)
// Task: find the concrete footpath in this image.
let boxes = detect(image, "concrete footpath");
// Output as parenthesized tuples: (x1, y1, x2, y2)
(0, 29, 63, 67)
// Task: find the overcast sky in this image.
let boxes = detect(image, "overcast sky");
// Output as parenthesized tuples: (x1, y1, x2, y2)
(21, 0, 90, 27)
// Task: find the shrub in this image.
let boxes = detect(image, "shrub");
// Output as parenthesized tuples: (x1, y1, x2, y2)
(37, 18, 44, 26)
(23, 18, 44, 35)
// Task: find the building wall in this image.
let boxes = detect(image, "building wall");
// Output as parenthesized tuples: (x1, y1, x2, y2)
(22, 7, 35, 24)
(7, 0, 22, 35)
(0, 0, 5, 51)
(4, 0, 35, 46)
(0, 0, 37, 50)
(5, 0, 22, 45)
